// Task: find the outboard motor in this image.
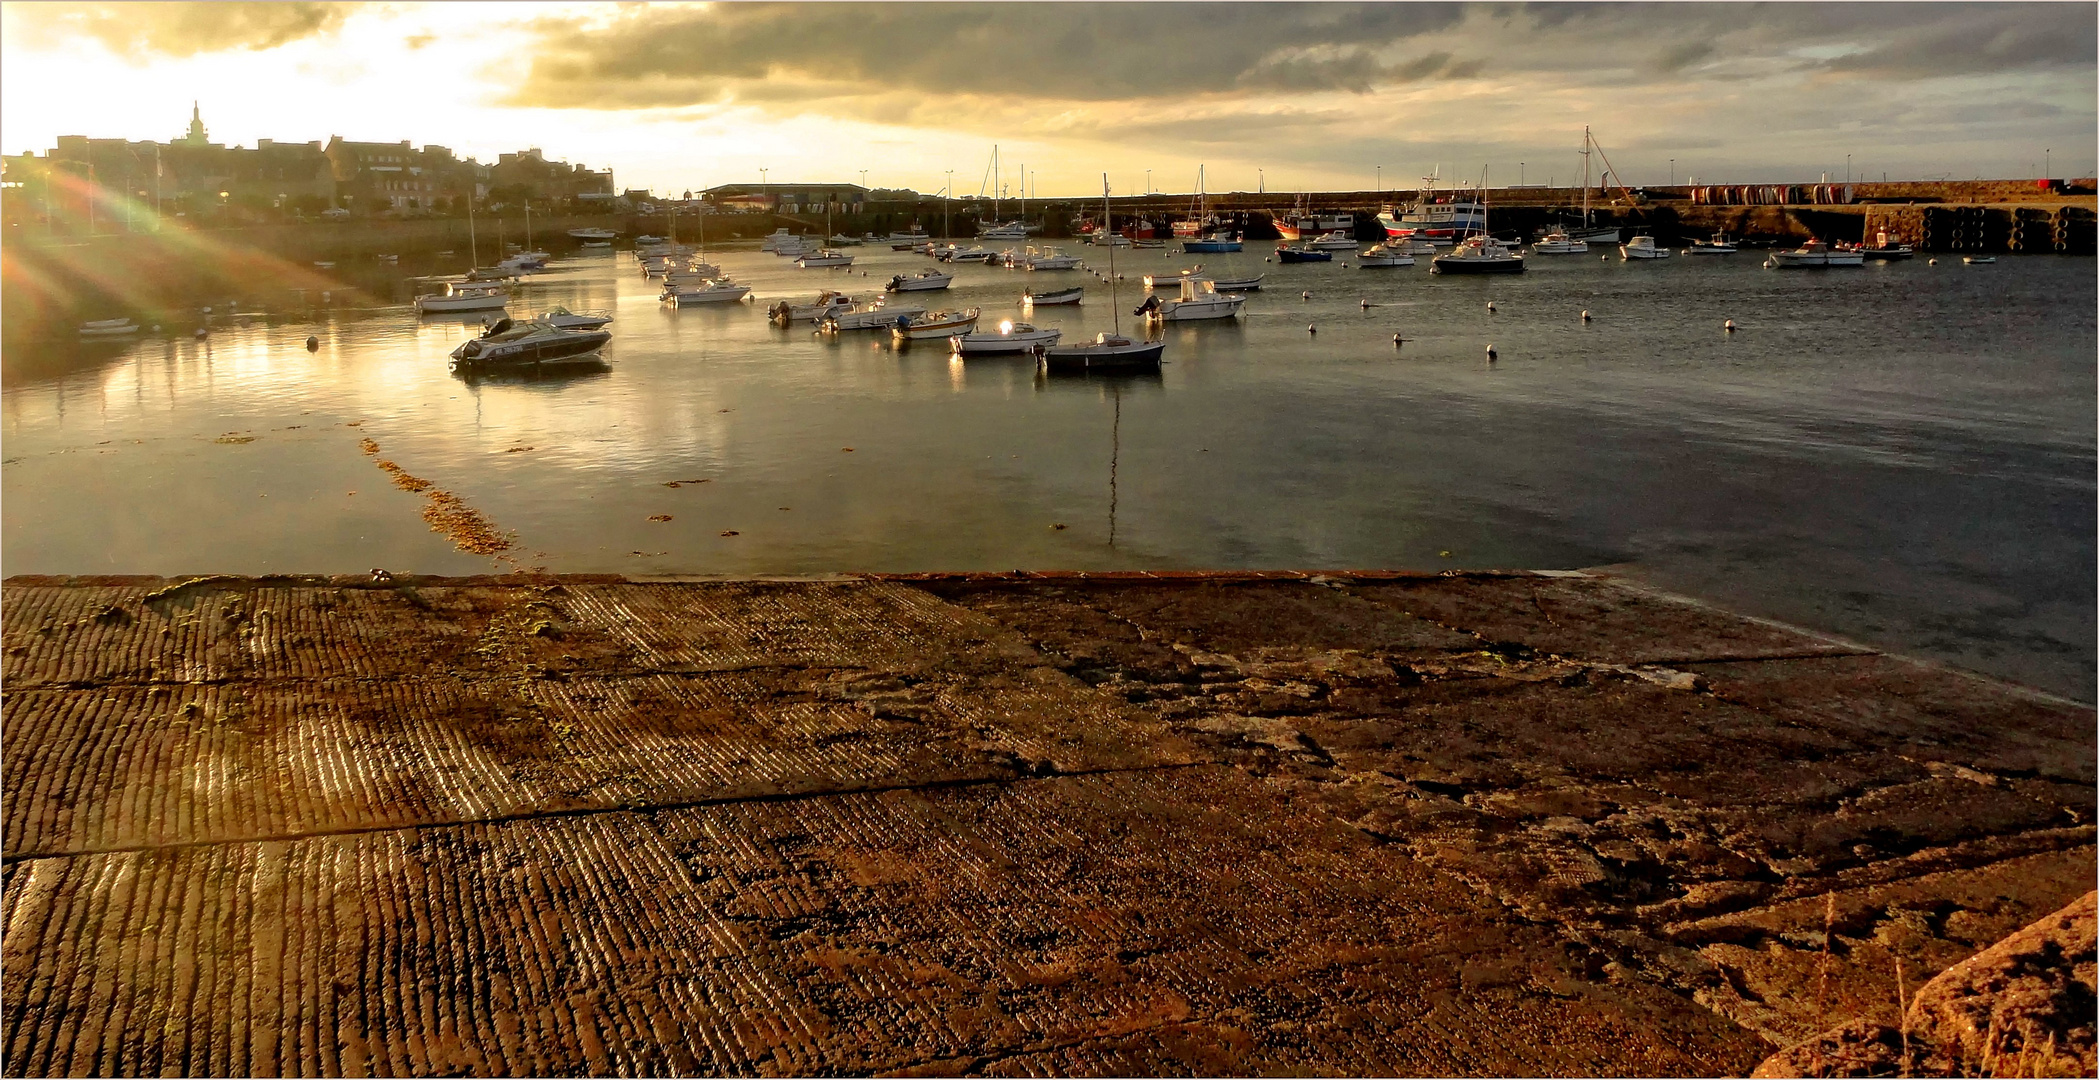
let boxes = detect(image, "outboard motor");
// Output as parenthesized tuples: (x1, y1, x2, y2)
(1135, 295, 1161, 317)
(887, 275, 904, 292)
(482, 317, 513, 338)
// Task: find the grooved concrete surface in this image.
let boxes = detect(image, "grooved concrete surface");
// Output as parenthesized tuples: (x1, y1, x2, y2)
(3, 571, 2090, 1076)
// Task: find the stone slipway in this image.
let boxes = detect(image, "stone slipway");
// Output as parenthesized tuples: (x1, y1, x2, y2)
(2, 570, 2090, 1076)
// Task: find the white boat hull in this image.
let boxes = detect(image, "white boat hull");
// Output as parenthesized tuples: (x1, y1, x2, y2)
(1149, 298, 1244, 321)
(823, 305, 926, 331)
(664, 285, 752, 305)
(892, 312, 981, 342)
(952, 327, 1061, 355)
(417, 293, 508, 313)
(887, 273, 954, 292)
(1770, 252, 1865, 267)
(1022, 289, 1083, 306)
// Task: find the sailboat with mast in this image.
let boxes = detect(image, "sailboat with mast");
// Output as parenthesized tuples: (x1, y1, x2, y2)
(1429, 168, 1525, 274)
(1043, 175, 1165, 372)
(1180, 165, 1242, 252)
(1558, 127, 1621, 246)
(978, 145, 1031, 240)
(796, 199, 856, 267)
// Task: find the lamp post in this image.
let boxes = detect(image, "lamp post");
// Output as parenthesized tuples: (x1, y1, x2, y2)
(1145, 169, 1151, 195)
(1845, 154, 1850, 184)
(859, 169, 867, 189)
(1258, 168, 1264, 194)
(2046, 148, 2051, 178)
(1377, 164, 1381, 193)
(1669, 159, 1675, 187)
(944, 169, 953, 239)
(1519, 162, 1524, 187)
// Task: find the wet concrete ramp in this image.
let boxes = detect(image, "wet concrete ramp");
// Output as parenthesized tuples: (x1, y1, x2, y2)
(4, 572, 2088, 1075)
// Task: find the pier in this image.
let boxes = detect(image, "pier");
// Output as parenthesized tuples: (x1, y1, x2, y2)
(4, 571, 2090, 1075)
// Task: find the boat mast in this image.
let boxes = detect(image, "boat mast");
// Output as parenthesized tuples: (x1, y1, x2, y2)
(992, 145, 1000, 223)
(1582, 127, 1592, 229)
(1104, 173, 1119, 337)
(1019, 162, 1025, 229)
(525, 200, 532, 249)
(468, 196, 478, 268)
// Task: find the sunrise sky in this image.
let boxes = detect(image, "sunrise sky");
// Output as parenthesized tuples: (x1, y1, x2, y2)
(3, 2, 2094, 198)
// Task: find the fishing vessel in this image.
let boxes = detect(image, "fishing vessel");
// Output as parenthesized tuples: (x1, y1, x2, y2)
(1378, 171, 1486, 243)
(1686, 232, 1739, 255)
(1270, 194, 1354, 241)
(1530, 231, 1590, 255)
(1044, 175, 1165, 372)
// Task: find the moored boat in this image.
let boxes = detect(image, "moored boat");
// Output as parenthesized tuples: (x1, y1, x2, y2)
(1530, 231, 1589, 254)
(768, 291, 859, 325)
(1022, 286, 1084, 306)
(568, 227, 617, 242)
(821, 299, 928, 331)
(1208, 273, 1263, 291)
(1136, 276, 1245, 322)
(662, 279, 753, 304)
(1686, 232, 1738, 255)
(794, 248, 856, 268)
(1767, 238, 1864, 268)
(1308, 230, 1360, 250)
(1377, 172, 1485, 243)
(1621, 235, 1672, 259)
(890, 308, 981, 344)
(416, 282, 509, 313)
(1429, 235, 1524, 274)
(1275, 244, 1333, 263)
(1859, 231, 1916, 260)
(537, 306, 614, 330)
(1355, 243, 1415, 267)
(951, 319, 1061, 355)
(887, 270, 955, 292)
(448, 317, 610, 369)
(77, 317, 140, 337)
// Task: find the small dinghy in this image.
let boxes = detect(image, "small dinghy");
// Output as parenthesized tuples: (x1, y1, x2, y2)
(1022, 286, 1084, 306)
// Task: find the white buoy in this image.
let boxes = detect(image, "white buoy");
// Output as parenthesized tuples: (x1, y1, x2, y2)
(1308, 324, 1316, 334)
(1581, 310, 1592, 322)
(201, 306, 212, 315)
(1361, 299, 1370, 309)
(1928, 257, 1939, 265)
(1487, 301, 1497, 313)
(1601, 254, 1608, 261)
(1392, 333, 1402, 347)
(1724, 319, 1737, 332)
(1485, 344, 1497, 360)
(1301, 290, 1311, 300)
(194, 327, 209, 339)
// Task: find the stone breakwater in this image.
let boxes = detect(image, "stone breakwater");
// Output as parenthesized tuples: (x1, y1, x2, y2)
(2, 570, 2091, 1075)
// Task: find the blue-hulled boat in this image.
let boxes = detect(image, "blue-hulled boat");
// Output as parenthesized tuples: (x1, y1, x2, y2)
(1275, 245, 1333, 263)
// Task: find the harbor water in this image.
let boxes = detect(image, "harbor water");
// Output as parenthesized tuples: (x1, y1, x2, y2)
(4, 244, 2092, 699)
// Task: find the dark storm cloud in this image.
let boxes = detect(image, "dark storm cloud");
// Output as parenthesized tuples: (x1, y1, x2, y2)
(11, 2, 354, 57)
(503, 2, 2095, 116)
(507, 3, 1472, 107)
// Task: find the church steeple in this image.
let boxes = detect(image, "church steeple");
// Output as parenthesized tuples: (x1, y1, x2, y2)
(182, 101, 208, 146)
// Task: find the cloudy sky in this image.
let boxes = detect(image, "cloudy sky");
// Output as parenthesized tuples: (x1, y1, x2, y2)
(3, 2, 2093, 197)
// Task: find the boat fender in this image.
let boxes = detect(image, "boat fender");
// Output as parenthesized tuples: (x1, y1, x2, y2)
(306, 336, 320, 352)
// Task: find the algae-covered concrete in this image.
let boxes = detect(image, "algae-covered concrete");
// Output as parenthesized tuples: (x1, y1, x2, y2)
(3, 571, 2090, 1076)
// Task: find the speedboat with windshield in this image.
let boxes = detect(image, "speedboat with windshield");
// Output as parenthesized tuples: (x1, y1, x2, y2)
(951, 319, 1062, 356)
(416, 282, 509, 313)
(1530, 231, 1589, 254)
(1136, 276, 1246, 322)
(448, 317, 610, 369)
(1356, 243, 1415, 267)
(536, 306, 613, 329)
(662, 279, 753, 304)
(1768, 238, 1864, 268)
(890, 308, 982, 344)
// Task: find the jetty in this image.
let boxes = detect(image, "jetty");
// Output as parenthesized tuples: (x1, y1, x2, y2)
(4, 570, 2090, 1075)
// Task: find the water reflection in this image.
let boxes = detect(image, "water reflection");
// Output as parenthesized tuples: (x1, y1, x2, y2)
(2, 245, 2092, 698)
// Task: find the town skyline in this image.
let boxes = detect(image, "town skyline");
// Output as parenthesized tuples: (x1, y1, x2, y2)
(3, 1, 2095, 199)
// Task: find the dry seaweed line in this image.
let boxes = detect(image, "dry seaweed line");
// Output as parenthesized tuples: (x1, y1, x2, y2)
(360, 436, 517, 559)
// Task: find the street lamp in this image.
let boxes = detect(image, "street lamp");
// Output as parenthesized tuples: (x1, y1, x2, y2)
(2046, 148, 2051, 178)
(1377, 164, 1382, 192)
(1669, 159, 1675, 186)
(859, 169, 868, 189)
(1845, 154, 1850, 184)
(1519, 162, 1525, 187)
(759, 167, 768, 186)
(1145, 169, 1151, 195)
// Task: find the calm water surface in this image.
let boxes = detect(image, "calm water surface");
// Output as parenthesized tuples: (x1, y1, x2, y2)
(6, 245, 2093, 698)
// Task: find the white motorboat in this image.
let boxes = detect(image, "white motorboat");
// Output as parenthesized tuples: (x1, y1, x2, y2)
(635, 234, 664, 245)
(1530, 232, 1589, 255)
(1143, 267, 1200, 289)
(537, 306, 614, 330)
(887, 270, 954, 292)
(1024, 246, 1081, 270)
(890, 308, 981, 344)
(1686, 232, 1738, 255)
(1859, 231, 1916, 260)
(416, 282, 509, 313)
(821, 300, 928, 331)
(662, 279, 753, 304)
(568, 227, 618, 242)
(1022, 286, 1084, 306)
(951, 319, 1062, 356)
(1355, 243, 1415, 267)
(77, 318, 140, 337)
(759, 228, 796, 252)
(978, 222, 1030, 240)
(465, 266, 521, 283)
(1621, 235, 1672, 259)
(888, 227, 931, 243)
(827, 234, 866, 246)
(1430, 235, 1524, 274)
(937, 245, 995, 263)
(795, 248, 856, 268)
(1208, 274, 1263, 291)
(768, 291, 860, 325)
(449, 317, 610, 369)
(1309, 230, 1360, 250)
(772, 237, 813, 257)
(1768, 238, 1864, 268)
(1087, 231, 1132, 247)
(1137, 276, 1245, 322)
